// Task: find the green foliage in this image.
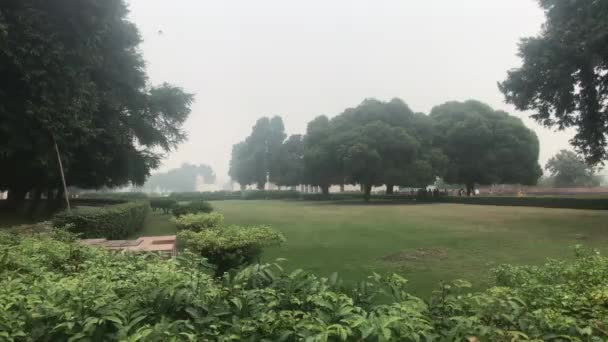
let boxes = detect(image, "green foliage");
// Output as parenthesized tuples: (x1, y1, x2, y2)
(1, 231, 608, 340)
(0, 0, 193, 200)
(500, 0, 608, 164)
(304, 99, 448, 199)
(430, 100, 542, 193)
(52, 201, 149, 239)
(229, 116, 287, 189)
(171, 212, 225, 232)
(546, 150, 602, 187)
(276, 134, 305, 187)
(171, 200, 213, 217)
(149, 198, 178, 214)
(179, 225, 285, 276)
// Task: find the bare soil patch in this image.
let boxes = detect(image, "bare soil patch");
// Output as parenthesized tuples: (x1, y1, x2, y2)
(382, 247, 448, 262)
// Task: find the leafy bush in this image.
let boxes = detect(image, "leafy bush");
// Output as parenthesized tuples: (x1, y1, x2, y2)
(149, 197, 178, 214)
(171, 212, 225, 232)
(52, 201, 149, 239)
(1, 230, 608, 340)
(171, 200, 213, 217)
(179, 225, 285, 276)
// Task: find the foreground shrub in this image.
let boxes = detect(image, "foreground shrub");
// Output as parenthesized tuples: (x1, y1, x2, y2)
(149, 197, 178, 214)
(0, 231, 607, 340)
(179, 225, 285, 276)
(52, 201, 149, 239)
(171, 200, 213, 217)
(171, 212, 225, 232)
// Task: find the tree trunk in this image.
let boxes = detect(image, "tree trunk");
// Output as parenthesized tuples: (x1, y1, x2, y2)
(386, 184, 394, 195)
(466, 183, 474, 196)
(363, 184, 372, 202)
(27, 188, 42, 216)
(240, 184, 246, 192)
(321, 185, 329, 195)
(340, 184, 345, 192)
(256, 182, 265, 190)
(53, 137, 71, 211)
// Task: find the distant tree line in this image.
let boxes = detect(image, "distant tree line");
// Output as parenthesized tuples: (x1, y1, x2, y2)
(142, 164, 216, 193)
(541, 150, 603, 188)
(230, 99, 543, 200)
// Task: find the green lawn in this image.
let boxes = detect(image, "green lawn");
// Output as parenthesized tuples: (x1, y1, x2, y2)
(208, 200, 608, 295)
(114, 200, 608, 295)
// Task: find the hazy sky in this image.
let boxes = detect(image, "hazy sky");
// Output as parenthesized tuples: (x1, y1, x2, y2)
(128, 0, 577, 181)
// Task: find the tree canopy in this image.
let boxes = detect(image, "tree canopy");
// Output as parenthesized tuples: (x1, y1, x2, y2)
(545, 150, 602, 187)
(499, 0, 608, 165)
(0, 0, 193, 203)
(228, 116, 286, 190)
(230, 98, 542, 200)
(275, 135, 305, 187)
(430, 100, 542, 194)
(305, 98, 448, 199)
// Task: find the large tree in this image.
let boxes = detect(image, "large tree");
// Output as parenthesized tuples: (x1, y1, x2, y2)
(430, 100, 542, 194)
(545, 150, 601, 187)
(304, 98, 446, 200)
(228, 142, 256, 191)
(499, 0, 608, 165)
(228, 116, 286, 190)
(303, 116, 339, 194)
(276, 135, 305, 188)
(0, 0, 193, 205)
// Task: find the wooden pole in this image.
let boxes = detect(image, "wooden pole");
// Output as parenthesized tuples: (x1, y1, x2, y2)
(53, 136, 71, 211)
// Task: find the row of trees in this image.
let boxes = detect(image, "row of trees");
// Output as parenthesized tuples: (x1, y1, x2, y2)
(0, 0, 193, 207)
(230, 99, 543, 200)
(142, 164, 216, 193)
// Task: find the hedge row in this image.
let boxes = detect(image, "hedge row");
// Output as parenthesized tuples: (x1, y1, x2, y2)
(52, 201, 149, 239)
(168, 190, 363, 201)
(71, 198, 128, 207)
(149, 197, 177, 213)
(424, 196, 608, 210)
(78, 191, 149, 200)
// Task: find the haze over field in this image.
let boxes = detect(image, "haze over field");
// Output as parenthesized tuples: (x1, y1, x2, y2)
(128, 0, 577, 180)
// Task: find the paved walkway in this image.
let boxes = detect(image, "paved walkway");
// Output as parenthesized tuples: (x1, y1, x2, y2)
(81, 235, 176, 257)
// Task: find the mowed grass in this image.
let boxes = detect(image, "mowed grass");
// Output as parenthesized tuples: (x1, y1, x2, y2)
(208, 200, 608, 295)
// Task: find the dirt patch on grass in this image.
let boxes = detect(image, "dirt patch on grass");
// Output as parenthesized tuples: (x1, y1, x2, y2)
(382, 247, 448, 263)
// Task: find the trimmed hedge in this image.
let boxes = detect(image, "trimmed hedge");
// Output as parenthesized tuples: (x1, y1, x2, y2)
(78, 191, 149, 200)
(52, 201, 150, 239)
(423, 196, 608, 210)
(171, 212, 225, 232)
(171, 200, 214, 217)
(149, 197, 178, 213)
(166, 190, 608, 210)
(169, 191, 241, 201)
(71, 198, 127, 207)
